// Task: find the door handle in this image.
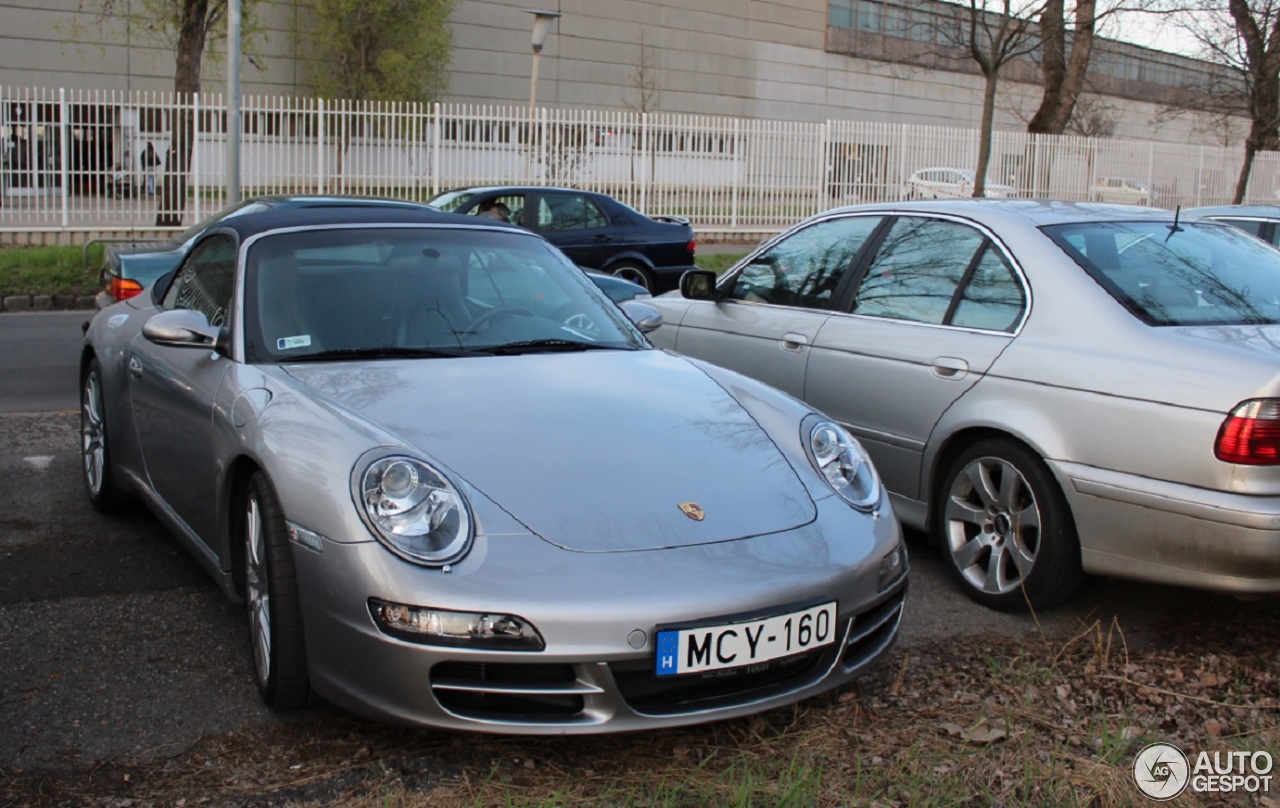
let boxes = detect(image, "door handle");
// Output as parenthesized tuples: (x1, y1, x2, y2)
(593, 234, 612, 242)
(781, 332, 809, 352)
(932, 356, 969, 379)
(128, 355, 144, 378)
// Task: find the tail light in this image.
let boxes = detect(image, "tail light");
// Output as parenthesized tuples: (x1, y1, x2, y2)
(109, 277, 144, 302)
(1215, 399, 1280, 465)
(686, 238, 697, 256)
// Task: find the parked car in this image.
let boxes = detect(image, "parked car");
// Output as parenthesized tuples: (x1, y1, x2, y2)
(1184, 205, 1280, 248)
(1091, 176, 1156, 205)
(904, 167, 1014, 200)
(650, 199, 1280, 610)
(96, 195, 436, 308)
(96, 194, 650, 309)
(79, 204, 907, 732)
(427, 186, 698, 293)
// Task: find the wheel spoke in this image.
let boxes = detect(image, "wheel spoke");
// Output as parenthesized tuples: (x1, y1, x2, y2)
(996, 460, 1023, 511)
(245, 492, 271, 685)
(945, 494, 984, 526)
(953, 535, 988, 570)
(984, 544, 1011, 592)
(964, 461, 1000, 509)
(81, 374, 105, 494)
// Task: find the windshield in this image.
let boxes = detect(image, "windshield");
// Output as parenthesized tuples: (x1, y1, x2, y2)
(243, 226, 647, 363)
(1043, 220, 1280, 326)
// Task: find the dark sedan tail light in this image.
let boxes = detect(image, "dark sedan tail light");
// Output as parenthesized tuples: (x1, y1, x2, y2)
(1216, 399, 1280, 465)
(686, 238, 697, 256)
(109, 277, 144, 302)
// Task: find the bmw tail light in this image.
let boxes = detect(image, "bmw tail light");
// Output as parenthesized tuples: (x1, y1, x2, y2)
(1216, 399, 1280, 465)
(109, 277, 144, 301)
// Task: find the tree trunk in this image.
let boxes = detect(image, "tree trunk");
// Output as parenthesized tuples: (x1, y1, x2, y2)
(1028, 0, 1096, 135)
(1235, 141, 1257, 204)
(156, 0, 211, 227)
(974, 71, 999, 197)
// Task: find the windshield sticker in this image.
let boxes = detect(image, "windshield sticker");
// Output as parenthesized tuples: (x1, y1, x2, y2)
(277, 335, 312, 351)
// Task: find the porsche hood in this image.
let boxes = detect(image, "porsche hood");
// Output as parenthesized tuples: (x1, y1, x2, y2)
(282, 350, 818, 552)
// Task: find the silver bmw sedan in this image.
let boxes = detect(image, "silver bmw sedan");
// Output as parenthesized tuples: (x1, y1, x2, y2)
(651, 199, 1280, 610)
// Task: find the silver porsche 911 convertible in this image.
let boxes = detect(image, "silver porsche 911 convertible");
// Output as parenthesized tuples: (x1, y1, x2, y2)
(79, 203, 908, 733)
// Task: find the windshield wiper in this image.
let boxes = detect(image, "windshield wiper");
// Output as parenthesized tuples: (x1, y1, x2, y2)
(284, 346, 488, 362)
(484, 338, 629, 355)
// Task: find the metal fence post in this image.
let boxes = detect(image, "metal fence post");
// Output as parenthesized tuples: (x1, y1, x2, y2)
(431, 103, 440, 197)
(58, 88, 69, 228)
(192, 92, 201, 222)
(318, 98, 326, 194)
(731, 118, 740, 229)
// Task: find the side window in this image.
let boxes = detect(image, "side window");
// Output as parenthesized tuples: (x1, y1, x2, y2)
(852, 217, 984, 324)
(541, 194, 607, 232)
(1213, 218, 1265, 240)
(163, 234, 236, 327)
(728, 216, 882, 310)
(951, 246, 1026, 332)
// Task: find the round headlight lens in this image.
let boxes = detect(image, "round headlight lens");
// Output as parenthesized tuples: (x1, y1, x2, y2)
(808, 420, 881, 511)
(361, 456, 472, 565)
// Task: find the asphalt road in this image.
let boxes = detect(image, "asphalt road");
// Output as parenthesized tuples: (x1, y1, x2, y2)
(0, 311, 87, 413)
(1, 311, 1277, 776)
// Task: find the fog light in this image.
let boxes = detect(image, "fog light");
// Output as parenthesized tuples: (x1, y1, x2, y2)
(878, 541, 908, 592)
(368, 598, 545, 650)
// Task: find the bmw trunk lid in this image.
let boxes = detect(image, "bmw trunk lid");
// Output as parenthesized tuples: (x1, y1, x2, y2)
(282, 350, 818, 552)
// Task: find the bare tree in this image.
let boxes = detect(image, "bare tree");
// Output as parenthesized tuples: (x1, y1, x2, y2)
(1064, 93, 1121, 136)
(623, 31, 664, 115)
(76, 0, 262, 225)
(1028, 0, 1100, 133)
(1168, 0, 1280, 202)
(935, 0, 1046, 196)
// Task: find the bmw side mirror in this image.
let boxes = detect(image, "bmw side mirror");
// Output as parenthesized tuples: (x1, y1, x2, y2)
(619, 300, 663, 333)
(680, 269, 718, 300)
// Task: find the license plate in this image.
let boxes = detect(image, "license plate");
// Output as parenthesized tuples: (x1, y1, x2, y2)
(654, 602, 838, 677)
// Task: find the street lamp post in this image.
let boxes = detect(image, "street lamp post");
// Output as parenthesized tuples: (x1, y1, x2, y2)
(523, 9, 560, 182)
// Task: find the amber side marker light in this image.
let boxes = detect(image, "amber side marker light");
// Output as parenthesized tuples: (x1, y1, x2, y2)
(109, 277, 144, 301)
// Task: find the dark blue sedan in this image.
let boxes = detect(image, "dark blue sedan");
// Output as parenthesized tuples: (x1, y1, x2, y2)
(428, 186, 698, 293)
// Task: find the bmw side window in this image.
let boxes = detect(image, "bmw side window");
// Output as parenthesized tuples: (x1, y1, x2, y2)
(852, 217, 984, 324)
(727, 216, 882, 309)
(163, 234, 236, 327)
(951, 245, 1026, 332)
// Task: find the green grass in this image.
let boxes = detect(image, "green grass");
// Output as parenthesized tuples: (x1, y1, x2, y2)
(0, 244, 103, 297)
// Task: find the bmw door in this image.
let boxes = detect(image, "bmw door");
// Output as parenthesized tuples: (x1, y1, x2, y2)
(804, 214, 1028, 504)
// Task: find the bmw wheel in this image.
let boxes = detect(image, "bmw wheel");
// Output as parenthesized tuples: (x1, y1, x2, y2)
(936, 439, 1083, 610)
(80, 359, 131, 512)
(611, 261, 654, 293)
(243, 470, 310, 708)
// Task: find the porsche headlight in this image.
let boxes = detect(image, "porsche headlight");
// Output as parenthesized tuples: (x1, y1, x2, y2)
(806, 419, 881, 511)
(360, 456, 472, 565)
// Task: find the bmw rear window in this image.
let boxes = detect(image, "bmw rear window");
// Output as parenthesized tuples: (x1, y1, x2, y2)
(1043, 220, 1280, 326)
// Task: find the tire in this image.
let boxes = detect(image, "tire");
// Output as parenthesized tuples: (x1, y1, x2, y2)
(242, 470, 310, 709)
(80, 359, 132, 512)
(935, 438, 1084, 611)
(610, 261, 654, 293)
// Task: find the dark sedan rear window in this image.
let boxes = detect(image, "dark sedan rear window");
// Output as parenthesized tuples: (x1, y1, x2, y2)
(1043, 220, 1280, 326)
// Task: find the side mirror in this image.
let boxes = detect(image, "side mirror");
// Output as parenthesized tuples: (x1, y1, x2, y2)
(619, 300, 663, 334)
(142, 309, 227, 352)
(679, 269, 718, 300)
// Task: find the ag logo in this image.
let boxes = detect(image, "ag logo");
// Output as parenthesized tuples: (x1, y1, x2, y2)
(1133, 742, 1190, 800)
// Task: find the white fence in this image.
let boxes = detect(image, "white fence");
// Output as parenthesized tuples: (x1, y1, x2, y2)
(3, 86, 1278, 238)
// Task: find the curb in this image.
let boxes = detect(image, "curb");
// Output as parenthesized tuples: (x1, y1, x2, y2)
(2, 295, 99, 313)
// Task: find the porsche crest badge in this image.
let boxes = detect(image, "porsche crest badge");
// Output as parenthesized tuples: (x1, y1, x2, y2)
(678, 502, 705, 521)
